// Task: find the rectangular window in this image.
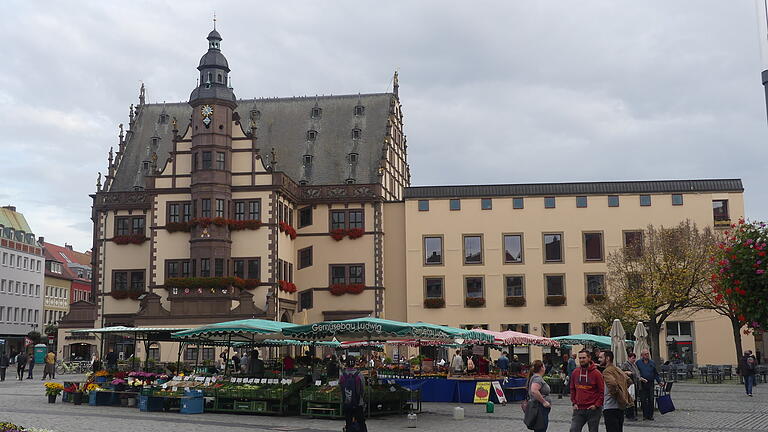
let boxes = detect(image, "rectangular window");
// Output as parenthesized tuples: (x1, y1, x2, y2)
(167, 261, 179, 279)
(545, 275, 564, 296)
(423, 236, 443, 265)
(505, 275, 524, 297)
(583, 232, 604, 261)
(481, 198, 492, 210)
(278, 204, 284, 224)
(214, 258, 224, 277)
(182, 202, 192, 222)
(640, 195, 652, 207)
(449, 199, 461, 211)
(513, 197, 524, 209)
(608, 195, 620, 207)
(248, 200, 261, 220)
(299, 290, 313, 311)
(202, 151, 212, 169)
(330, 265, 347, 285)
(192, 153, 197, 171)
(329, 264, 364, 285)
(672, 194, 684, 206)
(713, 199, 729, 221)
(214, 199, 224, 218)
(200, 258, 210, 277)
(180, 261, 191, 278)
(348, 210, 363, 229)
(233, 259, 245, 278)
(424, 278, 444, 299)
(184, 347, 198, 362)
(463, 235, 483, 264)
(298, 247, 313, 269)
(115, 217, 130, 236)
(131, 217, 145, 235)
(330, 211, 346, 230)
(234, 201, 245, 221)
(576, 196, 588, 208)
(201, 199, 211, 218)
(586, 274, 605, 295)
(544, 197, 556, 209)
(247, 259, 260, 280)
(216, 152, 225, 170)
(623, 231, 644, 259)
(168, 204, 180, 223)
(201, 347, 215, 361)
(465, 277, 484, 298)
(348, 265, 363, 284)
(130, 271, 144, 291)
(503, 234, 523, 264)
(543, 233, 563, 263)
(113, 272, 128, 292)
(418, 200, 429, 211)
(298, 207, 313, 228)
(277, 259, 284, 281)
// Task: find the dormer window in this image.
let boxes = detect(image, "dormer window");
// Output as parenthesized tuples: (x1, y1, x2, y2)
(250, 110, 261, 120)
(303, 155, 313, 166)
(346, 178, 356, 184)
(352, 128, 361, 140)
(152, 137, 159, 146)
(306, 130, 318, 141)
(217, 74, 222, 83)
(299, 180, 308, 186)
(354, 105, 365, 116)
(311, 107, 322, 119)
(159, 114, 169, 124)
(348, 153, 359, 163)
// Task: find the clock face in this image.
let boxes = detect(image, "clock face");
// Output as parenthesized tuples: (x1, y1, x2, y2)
(201, 105, 214, 117)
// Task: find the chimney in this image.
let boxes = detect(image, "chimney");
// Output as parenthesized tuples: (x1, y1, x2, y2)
(65, 243, 73, 251)
(38, 236, 45, 245)
(2, 205, 16, 212)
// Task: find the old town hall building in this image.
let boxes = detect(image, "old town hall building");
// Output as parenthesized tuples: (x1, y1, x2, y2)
(60, 28, 757, 366)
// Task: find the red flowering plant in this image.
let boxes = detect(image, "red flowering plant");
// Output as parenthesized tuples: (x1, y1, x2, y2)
(329, 228, 365, 240)
(330, 229, 347, 241)
(710, 219, 768, 336)
(112, 234, 148, 245)
(346, 283, 365, 294)
(279, 222, 297, 239)
(278, 280, 297, 293)
(347, 228, 365, 239)
(329, 283, 347, 296)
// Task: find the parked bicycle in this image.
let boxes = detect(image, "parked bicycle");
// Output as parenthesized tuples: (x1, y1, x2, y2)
(55, 360, 90, 375)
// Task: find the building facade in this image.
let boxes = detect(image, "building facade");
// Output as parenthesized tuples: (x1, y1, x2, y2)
(0, 206, 44, 355)
(62, 28, 755, 366)
(43, 242, 93, 327)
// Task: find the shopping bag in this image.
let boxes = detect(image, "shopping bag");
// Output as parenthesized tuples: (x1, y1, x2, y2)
(656, 394, 675, 414)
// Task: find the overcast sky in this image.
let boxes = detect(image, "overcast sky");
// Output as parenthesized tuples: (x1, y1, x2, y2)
(1, 1, 766, 252)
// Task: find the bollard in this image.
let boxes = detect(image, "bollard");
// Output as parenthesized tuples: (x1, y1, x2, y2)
(486, 401, 494, 413)
(407, 412, 418, 427)
(453, 406, 465, 419)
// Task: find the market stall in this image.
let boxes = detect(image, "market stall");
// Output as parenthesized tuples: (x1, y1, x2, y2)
(551, 333, 635, 349)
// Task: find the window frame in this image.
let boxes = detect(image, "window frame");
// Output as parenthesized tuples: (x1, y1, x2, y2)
(464, 275, 485, 299)
(298, 247, 313, 270)
(462, 234, 484, 265)
(623, 230, 644, 259)
(512, 197, 524, 209)
(712, 199, 730, 221)
(504, 275, 525, 298)
(215, 151, 225, 170)
(544, 196, 556, 209)
(299, 290, 313, 311)
(417, 200, 429, 212)
(424, 277, 445, 299)
(502, 233, 524, 264)
(201, 199, 211, 218)
(607, 195, 620, 207)
(585, 273, 606, 296)
(423, 235, 444, 266)
(298, 206, 313, 228)
(328, 264, 365, 286)
(201, 151, 212, 169)
(544, 274, 566, 298)
(542, 232, 564, 263)
(671, 194, 684, 206)
(112, 269, 144, 293)
(329, 208, 364, 231)
(114, 216, 145, 237)
(481, 198, 492, 210)
(576, 196, 588, 208)
(639, 195, 652, 207)
(582, 231, 605, 262)
(449, 199, 461, 211)
(215, 199, 225, 218)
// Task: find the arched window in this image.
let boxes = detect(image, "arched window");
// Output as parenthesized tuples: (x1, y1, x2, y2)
(306, 130, 317, 141)
(250, 110, 261, 120)
(348, 153, 359, 164)
(354, 105, 365, 116)
(346, 178, 356, 184)
(207, 72, 212, 83)
(351, 128, 361, 140)
(303, 155, 313, 166)
(217, 74, 222, 83)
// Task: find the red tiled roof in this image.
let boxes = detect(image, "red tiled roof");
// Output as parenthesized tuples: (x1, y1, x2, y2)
(43, 242, 91, 282)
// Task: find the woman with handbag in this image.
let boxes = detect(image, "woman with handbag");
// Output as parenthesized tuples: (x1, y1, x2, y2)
(523, 360, 552, 431)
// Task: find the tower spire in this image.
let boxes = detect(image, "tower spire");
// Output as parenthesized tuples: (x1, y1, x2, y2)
(213, 11, 217, 30)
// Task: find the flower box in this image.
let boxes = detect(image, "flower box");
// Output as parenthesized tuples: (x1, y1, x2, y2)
(279, 222, 297, 239)
(346, 283, 365, 294)
(328, 283, 365, 295)
(278, 280, 297, 293)
(330, 283, 347, 296)
(546, 295, 566, 306)
(329, 228, 365, 240)
(330, 229, 347, 241)
(586, 293, 606, 304)
(112, 235, 148, 245)
(505, 296, 526, 307)
(465, 297, 485, 308)
(423, 298, 445, 308)
(165, 277, 260, 290)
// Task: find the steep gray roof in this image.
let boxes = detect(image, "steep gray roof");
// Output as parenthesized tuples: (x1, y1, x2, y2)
(109, 93, 393, 192)
(404, 179, 744, 199)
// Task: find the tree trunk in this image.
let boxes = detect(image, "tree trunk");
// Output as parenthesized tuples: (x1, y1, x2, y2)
(648, 318, 662, 364)
(731, 317, 744, 367)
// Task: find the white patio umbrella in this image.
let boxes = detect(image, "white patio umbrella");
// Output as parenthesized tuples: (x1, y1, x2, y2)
(610, 319, 628, 366)
(633, 322, 649, 356)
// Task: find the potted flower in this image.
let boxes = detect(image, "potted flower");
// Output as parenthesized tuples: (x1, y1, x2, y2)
(111, 378, 127, 392)
(93, 369, 110, 383)
(44, 382, 64, 403)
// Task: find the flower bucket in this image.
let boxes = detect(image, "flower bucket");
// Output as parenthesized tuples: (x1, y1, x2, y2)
(48, 394, 57, 404)
(95, 376, 108, 383)
(73, 392, 84, 405)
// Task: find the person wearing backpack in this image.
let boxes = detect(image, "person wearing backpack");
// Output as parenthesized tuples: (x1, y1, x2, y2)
(339, 357, 367, 432)
(740, 350, 757, 397)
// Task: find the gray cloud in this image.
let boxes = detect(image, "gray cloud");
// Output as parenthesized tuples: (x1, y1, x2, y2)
(1, 0, 765, 251)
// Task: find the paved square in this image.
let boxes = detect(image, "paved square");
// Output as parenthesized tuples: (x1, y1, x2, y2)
(0, 376, 765, 431)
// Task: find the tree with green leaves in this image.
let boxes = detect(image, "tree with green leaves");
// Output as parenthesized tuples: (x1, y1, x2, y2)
(599, 220, 715, 363)
(709, 219, 768, 361)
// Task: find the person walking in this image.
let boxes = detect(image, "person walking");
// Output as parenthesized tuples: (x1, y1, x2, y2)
(26, 351, 35, 379)
(636, 349, 661, 420)
(16, 351, 28, 381)
(0, 351, 8, 381)
(621, 352, 641, 420)
(740, 350, 757, 397)
(450, 350, 465, 377)
(526, 360, 552, 432)
(42, 350, 56, 380)
(569, 349, 604, 432)
(600, 350, 632, 432)
(339, 356, 367, 432)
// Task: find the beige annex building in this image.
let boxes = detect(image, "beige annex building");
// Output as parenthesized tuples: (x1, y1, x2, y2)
(59, 27, 757, 366)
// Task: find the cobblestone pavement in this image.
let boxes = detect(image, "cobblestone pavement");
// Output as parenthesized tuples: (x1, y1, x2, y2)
(0, 375, 766, 432)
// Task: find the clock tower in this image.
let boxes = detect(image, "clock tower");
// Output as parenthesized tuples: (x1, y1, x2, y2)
(188, 28, 237, 281)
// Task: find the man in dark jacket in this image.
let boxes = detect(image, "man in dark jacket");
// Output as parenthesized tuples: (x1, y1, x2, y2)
(0, 351, 8, 381)
(339, 356, 367, 432)
(569, 349, 605, 432)
(636, 349, 661, 420)
(16, 351, 28, 381)
(740, 350, 757, 396)
(248, 350, 264, 378)
(105, 349, 118, 371)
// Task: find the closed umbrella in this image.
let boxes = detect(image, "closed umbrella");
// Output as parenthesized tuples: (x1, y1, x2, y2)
(610, 319, 628, 366)
(633, 322, 649, 356)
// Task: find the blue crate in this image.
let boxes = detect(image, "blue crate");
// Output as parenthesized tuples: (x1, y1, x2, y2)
(138, 395, 164, 412)
(180, 396, 203, 414)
